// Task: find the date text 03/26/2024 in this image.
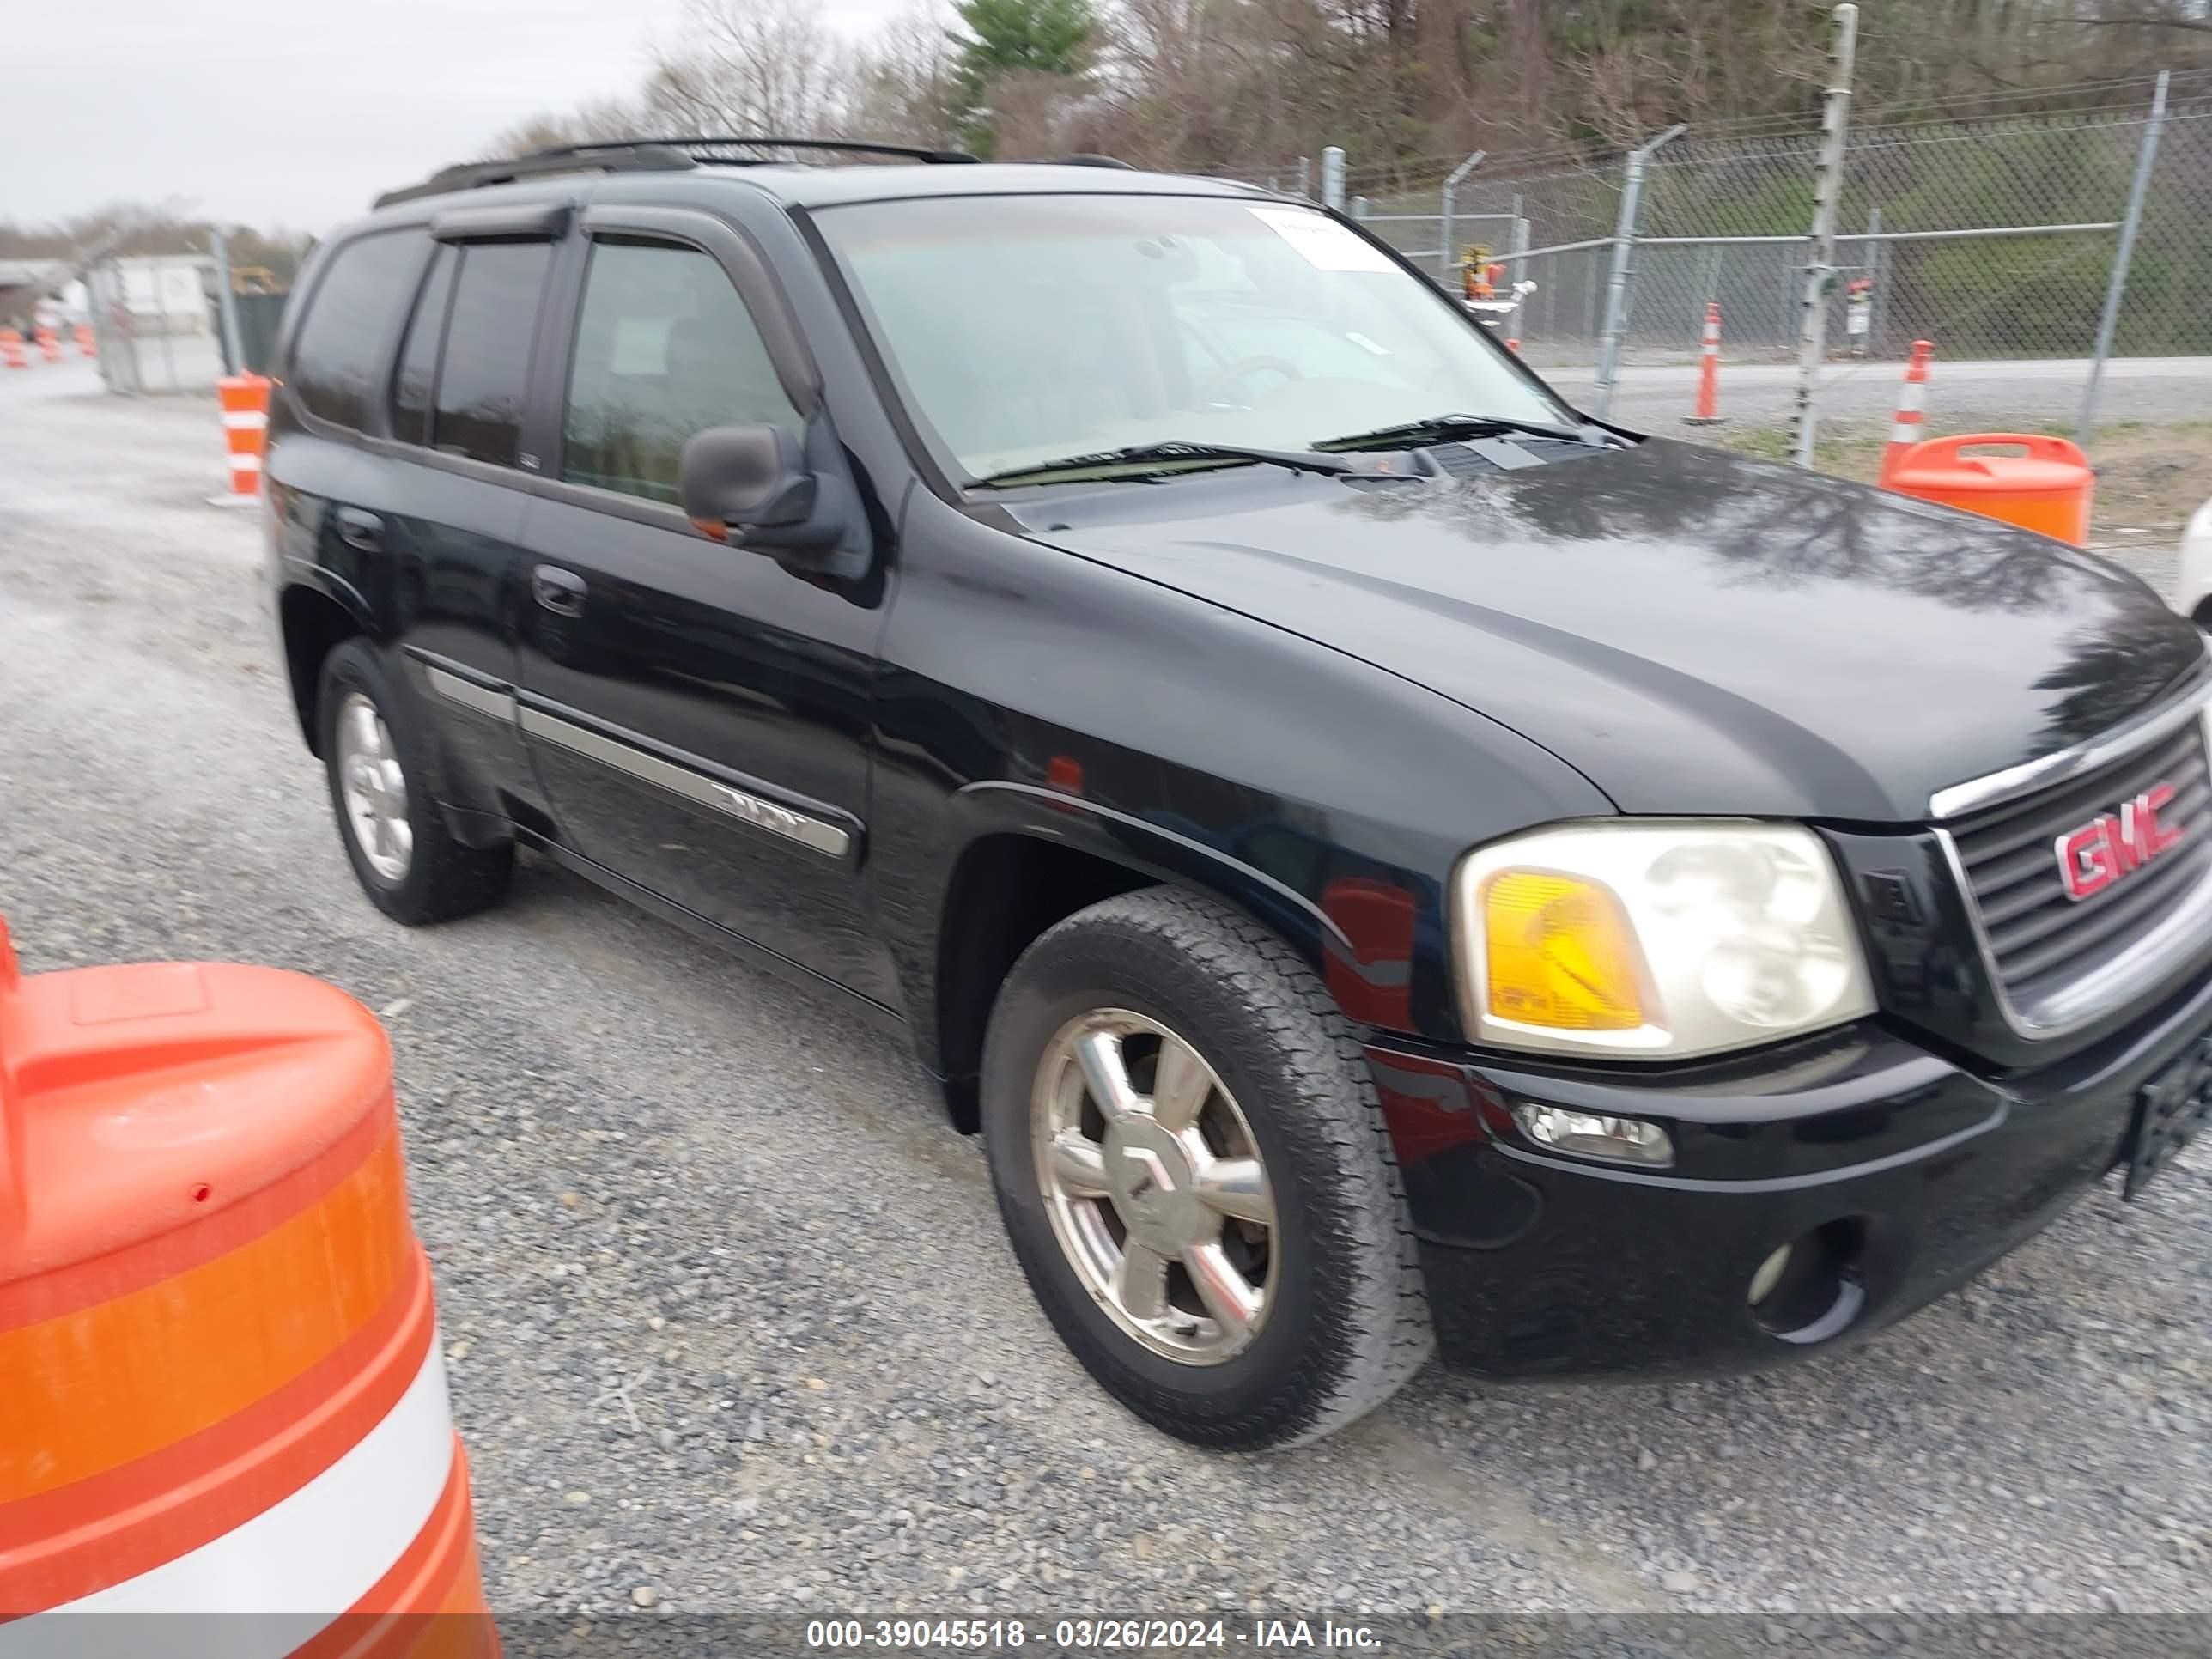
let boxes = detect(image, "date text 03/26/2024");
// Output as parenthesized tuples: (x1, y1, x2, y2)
(804, 1620, 1386, 1650)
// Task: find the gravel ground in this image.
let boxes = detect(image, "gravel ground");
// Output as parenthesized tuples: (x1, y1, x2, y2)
(2, 362, 2208, 1620)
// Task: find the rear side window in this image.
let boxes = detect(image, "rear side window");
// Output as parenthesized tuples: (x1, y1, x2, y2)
(388, 245, 455, 447)
(289, 230, 431, 431)
(561, 240, 801, 506)
(433, 242, 552, 468)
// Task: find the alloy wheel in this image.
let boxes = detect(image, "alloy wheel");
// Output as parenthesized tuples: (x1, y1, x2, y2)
(1030, 1009, 1276, 1364)
(334, 691, 412, 883)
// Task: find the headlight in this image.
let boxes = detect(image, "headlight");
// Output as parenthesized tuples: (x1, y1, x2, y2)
(1453, 820, 1875, 1059)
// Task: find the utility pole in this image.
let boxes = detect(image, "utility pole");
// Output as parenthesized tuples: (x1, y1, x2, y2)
(208, 226, 246, 377)
(1438, 149, 1485, 285)
(1591, 123, 1685, 417)
(2079, 70, 2169, 446)
(1790, 3, 1859, 468)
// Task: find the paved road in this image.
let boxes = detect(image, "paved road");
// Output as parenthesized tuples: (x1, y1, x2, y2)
(1536, 355, 2212, 432)
(3, 362, 2208, 1622)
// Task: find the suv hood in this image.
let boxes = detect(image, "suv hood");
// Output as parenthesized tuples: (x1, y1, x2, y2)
(1010, 439, 2205, 822)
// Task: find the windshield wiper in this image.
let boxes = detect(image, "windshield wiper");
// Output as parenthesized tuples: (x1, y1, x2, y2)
(1314, 413, 1623, 452)
(971, 441, 1357, 489)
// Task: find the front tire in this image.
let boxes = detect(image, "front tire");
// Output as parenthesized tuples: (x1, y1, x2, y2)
(981, 888, 1432, 1449)
(318, 640, 512, 926)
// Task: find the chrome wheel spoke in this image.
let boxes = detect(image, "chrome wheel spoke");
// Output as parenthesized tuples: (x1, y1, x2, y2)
(1031, 1006, 1273, 1366)
(1047, 1129, 1113, 1199)
(1148, 1036, 1212, 1131)
(1183, 1241, 1261, 1337)
(1194, 1157, 1273, 1226)
(1115, 1243, 1172, 1322)
(1075, 1028, 1141, 1124)
(347, 699, 380, 760)
(336, 693, 411, 883)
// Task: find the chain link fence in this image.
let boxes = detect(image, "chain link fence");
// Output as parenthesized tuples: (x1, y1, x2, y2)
(1260, 70, 2212, 441)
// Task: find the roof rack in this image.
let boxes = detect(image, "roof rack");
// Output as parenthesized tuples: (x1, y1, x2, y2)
(374, 136, 975, 208)
(571, 137, 976, 166)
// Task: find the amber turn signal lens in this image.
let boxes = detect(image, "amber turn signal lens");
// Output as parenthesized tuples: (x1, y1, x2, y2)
(1482, 871, 1645, 1031)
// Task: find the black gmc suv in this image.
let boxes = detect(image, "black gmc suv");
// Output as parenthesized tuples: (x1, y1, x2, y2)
(265, 138, 2212, 1449)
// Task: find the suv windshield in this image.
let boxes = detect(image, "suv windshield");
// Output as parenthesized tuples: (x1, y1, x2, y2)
(816, 192, 1573, 483)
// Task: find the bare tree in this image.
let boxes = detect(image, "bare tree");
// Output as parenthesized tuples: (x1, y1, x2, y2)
(848, 4, 964, 146)
(488, 97, 653, 158)
(645, 0, 858, 137)
(470, 0, 2211, 186)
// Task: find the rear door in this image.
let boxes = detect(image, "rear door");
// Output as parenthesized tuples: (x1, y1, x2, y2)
(514, 204, 896, 1005)
(270, 209, 567, 834)
(375, 222, 565, 830)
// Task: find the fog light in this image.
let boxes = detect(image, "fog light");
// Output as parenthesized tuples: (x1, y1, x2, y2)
(1747, 1243, 1793, 1306)
(1510, 1103, 1674, 1167)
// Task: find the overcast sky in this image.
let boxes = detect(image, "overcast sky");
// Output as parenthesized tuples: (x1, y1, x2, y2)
(1, 0, 912, 233)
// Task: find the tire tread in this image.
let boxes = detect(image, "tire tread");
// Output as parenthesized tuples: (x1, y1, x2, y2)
(986, 886, 1433, 1449)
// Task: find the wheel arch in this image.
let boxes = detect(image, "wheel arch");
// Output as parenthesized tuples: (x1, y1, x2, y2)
(921, 786, 1357, 1133)
(278, 580, 370, 757)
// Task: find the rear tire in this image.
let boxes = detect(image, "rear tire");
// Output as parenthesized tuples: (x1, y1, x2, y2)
(981, 887, 1431, 1449)
(318, 640, 512, 926)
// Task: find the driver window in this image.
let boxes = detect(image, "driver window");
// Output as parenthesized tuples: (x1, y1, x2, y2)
(562, 239, 801, 507)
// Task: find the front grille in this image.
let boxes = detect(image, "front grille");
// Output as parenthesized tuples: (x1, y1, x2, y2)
(1948, 720, 2212, 1018)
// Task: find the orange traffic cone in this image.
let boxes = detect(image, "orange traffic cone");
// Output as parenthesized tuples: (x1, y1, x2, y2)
(1685, 301, 1724, 425)
(210, 373, 271, 507)
(1880, 340, 1936, 486)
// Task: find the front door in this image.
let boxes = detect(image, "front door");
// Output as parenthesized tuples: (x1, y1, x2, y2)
(516, 211, 896, 1006)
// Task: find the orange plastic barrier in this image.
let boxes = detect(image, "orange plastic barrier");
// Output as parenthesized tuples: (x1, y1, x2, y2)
(0, 331, 24, 371)
(1886, 433, 2096, 546)
(213, 373, 271, 507)
(0, 914, 496, 1656)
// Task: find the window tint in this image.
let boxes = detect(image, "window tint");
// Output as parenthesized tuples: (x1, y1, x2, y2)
(389, 245, 455, 447)
(290, 230, 432, 432)
(562, 240, 801, 506)
(433, 241, 551, 468)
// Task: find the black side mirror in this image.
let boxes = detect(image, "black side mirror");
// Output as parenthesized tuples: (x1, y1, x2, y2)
(679, 423, 817, 538)
(678, 422, 872, 585)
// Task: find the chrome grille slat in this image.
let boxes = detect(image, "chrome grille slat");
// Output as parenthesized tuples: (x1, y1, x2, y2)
(1944, 714, 2212, 1035)
(1990, 842, 2211, 982)
(1976, 773, 2212, 945)
(1954, 726, 2201, 866)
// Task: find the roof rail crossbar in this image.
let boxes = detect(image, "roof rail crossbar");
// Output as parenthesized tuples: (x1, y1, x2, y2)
(374, 135, 977, 208)
(603, 136, 977, 166)
(374, 143, 696, 208)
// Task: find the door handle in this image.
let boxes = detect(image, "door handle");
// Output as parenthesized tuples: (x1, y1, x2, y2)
(532, 564, 587, 617)
(334, 507, 383, 552)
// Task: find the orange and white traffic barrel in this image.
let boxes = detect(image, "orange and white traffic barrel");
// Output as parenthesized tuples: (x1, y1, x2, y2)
(74, 325, 94, 359)
(1879, 339, 1935, 485)
(1685, 301, 1724, 426)
(0, 331, 24, 371)
(211, 373, 271, 507)
(0, 913, 497, 1658)
(33, 328, 59, 365)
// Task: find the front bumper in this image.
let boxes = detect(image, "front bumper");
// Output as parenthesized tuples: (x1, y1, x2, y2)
(1366, 956, 2212, 1379)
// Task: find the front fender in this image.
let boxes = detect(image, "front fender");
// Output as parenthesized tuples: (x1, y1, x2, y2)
(865, 490, 1615, 1067)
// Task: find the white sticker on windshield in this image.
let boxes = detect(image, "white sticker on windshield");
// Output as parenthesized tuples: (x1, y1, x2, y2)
(1249, 207, 1396, 273)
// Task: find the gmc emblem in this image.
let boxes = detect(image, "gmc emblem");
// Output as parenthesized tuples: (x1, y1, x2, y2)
(2055, 783, 2184, 902)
